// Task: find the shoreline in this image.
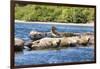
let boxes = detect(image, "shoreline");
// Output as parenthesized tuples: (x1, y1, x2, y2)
(15, 20, 94, 27)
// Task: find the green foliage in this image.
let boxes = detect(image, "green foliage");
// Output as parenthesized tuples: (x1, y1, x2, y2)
(15, 4, 94, 23)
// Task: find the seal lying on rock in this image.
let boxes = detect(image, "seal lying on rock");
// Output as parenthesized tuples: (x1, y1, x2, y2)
(29, 31, 45, 40)
(78, 35, 90, 46)
(30, 37, 78, 50)
(30, 35, 91, 50)
(29, 31, 52, 41)
(29, 26, 79, 41)
(88, 35, 94, 45)
(60, 37, 80, 47)
(50, 26, 62, 37)
(50, 26, 80, 37)
(31, 38, 61, 50)
(15, 38, 24, 51)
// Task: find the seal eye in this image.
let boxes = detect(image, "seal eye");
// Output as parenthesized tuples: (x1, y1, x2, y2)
(38, 34, 41, 36)
(37, 41, 40, 43)
(34, 35, 36, 37)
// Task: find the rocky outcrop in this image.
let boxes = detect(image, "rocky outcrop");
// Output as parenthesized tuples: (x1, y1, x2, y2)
(15, 38, 24, 51)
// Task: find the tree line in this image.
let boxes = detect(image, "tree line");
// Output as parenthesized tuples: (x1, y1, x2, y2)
(15, 4, 94, 23)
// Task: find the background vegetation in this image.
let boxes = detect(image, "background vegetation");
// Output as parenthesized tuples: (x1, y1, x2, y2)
(15, 4, 94, 23)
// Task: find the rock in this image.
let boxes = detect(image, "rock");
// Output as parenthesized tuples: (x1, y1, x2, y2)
(15, 38, 24, 51)
(31, 38, 61, 50)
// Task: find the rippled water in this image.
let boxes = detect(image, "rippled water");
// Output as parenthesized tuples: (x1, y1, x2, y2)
(15, 22, 94, 66)
(15, 22, 94, 41)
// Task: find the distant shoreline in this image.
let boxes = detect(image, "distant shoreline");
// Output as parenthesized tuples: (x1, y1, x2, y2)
(15, 20, 94, 27)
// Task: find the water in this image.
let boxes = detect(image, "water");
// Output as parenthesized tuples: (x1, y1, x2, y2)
(15, 22, 94, 41)
(15, 22, 94, 66)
